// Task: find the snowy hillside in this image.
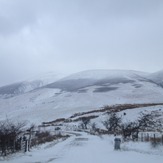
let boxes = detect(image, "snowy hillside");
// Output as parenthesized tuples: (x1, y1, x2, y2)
(46, 69, 149, 92)
(0, 69, 163, 124)
(148, 70, 163, 87)
(60, 69, 148, 80)
(0, 72, 65, 98)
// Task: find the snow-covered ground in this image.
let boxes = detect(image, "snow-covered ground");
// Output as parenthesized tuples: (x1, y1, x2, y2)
(1, 132, 163, 163)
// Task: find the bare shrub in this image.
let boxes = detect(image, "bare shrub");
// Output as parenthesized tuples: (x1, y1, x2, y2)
(0, 119, 27, 156)
(31, 131, 69, 146)
(32, 131, 54, 145)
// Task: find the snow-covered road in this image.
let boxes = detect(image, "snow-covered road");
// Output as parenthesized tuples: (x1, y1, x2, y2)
(1, 132, 163, 163)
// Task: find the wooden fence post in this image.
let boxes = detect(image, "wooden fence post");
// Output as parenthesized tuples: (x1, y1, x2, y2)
(20, 137, 22, 150)
(146, 133, 149, 142)
(25, 140, 28, 152)
(141, 133, 143, 142)
(154, 134, 156, 144)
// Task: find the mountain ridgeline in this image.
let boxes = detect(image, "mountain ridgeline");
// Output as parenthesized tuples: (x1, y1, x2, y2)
(0, 69, 163, 96)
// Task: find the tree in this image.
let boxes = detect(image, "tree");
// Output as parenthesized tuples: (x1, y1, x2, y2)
(80, 117, 90, 129)
(102, 113, 122, 133)
(90, 122, 97, 133)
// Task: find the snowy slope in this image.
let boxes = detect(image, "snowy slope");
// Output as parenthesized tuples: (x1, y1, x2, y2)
(60, 69, 148, 80)
(148, 70, 163, 87)
(0, 72, 65, 98)
(0, 69, 163, 124)
(46, 69, 149, 91)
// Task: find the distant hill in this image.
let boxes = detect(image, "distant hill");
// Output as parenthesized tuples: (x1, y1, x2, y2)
(0, 72, 65, 98)
(147, 70, 163, 87)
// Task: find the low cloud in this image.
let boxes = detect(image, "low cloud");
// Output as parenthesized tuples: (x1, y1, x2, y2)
(0, 0, 163, 86)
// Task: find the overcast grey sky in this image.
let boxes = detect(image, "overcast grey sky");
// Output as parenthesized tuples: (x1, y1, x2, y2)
(0, 0, 163, 86)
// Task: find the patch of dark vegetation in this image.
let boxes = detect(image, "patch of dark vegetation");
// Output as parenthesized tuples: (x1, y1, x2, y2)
(77, 89, 88, 93)
(42, 118, 65, 126)
(94, 77, 135, 86)
(45, 79, 95, 92)
(73, 115, 98, 122)
(93, 87, 118, 92)
(132, 84, 142, 88)
(69, 103, 163, 119)
(31, 131, 69, 147)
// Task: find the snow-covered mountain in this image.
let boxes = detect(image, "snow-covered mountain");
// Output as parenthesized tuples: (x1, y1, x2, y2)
(147, 70, 163, 87)
(0, 72, 65, 98)
(0, 69, 163, 124)
(46, 70, 149, 92)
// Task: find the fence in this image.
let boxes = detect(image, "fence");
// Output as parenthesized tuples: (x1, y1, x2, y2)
(137, 132, 163, 145)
